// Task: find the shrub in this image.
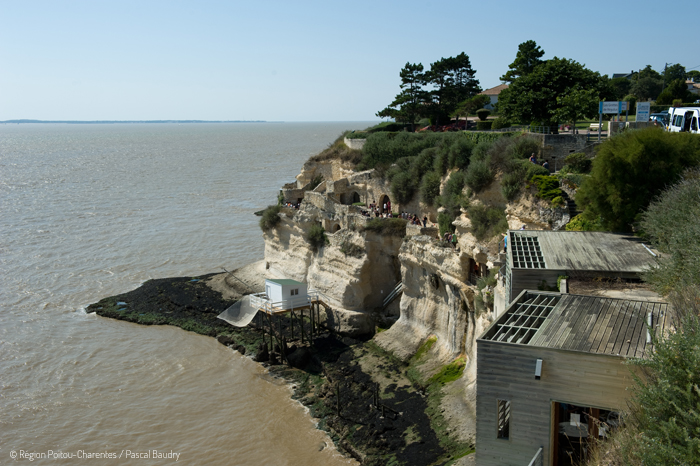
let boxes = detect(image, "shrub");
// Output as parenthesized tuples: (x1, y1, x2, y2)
(551, 196, 565, 208)
(412, 148, 437, 179)
(437, 212, 455, 236)
(510, 136, 540, 160)
(476, 109, 491, 121)
(339, 241, 365, 258)
(468, 204, 508, 240)
(420, 171, 442, 206)
(306, 224, 328, 250)
(390, 171, 418, 204)
(445, 171, 466, 197)
(362, 218, 407, 237)
(345, 132, 369, 139)
(640, 169, 700, 293)
(476, 121, 493, 130)
(433, 149, 449, 175)
(531, 175, 562, 200)
(577, 128, 700, 231)
(491, 117, 511, 129)
(448, 138, 474, 170)
(259, 205, 282, 232)
(307, 174, 324, 191)
(464, 159, 494, 193)
(524, 160, 550, 179)
(501, 172, 522, 201)
(563, 152, 592, 173)
(565, 213, 601, 231)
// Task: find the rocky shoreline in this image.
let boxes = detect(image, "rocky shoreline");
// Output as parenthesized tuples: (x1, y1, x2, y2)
(87, 266, 474, 465)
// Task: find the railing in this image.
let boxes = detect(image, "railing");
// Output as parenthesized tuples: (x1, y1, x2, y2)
(250, 290, 323, 314)
(526, 447, 543, 466)
(382, 282, 404, 309)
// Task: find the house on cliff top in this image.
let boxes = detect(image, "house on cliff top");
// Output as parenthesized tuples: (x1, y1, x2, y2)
(476, 290, 670, 466)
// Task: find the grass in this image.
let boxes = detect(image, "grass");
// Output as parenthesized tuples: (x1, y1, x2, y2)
(362, 218, 407, 237)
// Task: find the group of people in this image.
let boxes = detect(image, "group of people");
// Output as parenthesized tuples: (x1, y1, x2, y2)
(283, 202, 300, 209)
(443, 231, 458, 250)
(529, 153, 549, 171)
(401, 212, 427, 227)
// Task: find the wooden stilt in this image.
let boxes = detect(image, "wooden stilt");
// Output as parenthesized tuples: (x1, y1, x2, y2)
(336, 383, 341, 416)
(290, 310, 295, 341)
(300, 308, 305, 344)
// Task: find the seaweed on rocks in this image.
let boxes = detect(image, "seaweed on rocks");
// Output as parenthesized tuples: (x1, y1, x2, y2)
(88, 274, 471, 465)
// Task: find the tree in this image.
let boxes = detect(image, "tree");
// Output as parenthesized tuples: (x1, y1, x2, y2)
(553, 88, 598, 129)
(687, 70, 700, 81)
(576, 128, 700, 231)
(630, 76, 663, 101)
(500, 40, 545, 84)
(498, 57, 608, 127)
(656, 78, 693, 105)
(376, 62, 426, 130)
(451, 94, 490, 122)
(424, 53, 480, 125)
(610, 76, 632, 99)
(664, 63, 687, 84)
(637, 64, 662, 81)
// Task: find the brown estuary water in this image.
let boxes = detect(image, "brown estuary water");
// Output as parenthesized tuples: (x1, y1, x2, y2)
(0, 122, 372, 465)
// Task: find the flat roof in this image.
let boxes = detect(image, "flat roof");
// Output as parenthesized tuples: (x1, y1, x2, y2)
(480, 291, 670, 359)
(508, 230, 658, 273)
(266, 278, 306, 286)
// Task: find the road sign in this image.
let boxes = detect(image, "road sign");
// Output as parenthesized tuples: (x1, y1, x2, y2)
(599, 101, 628, 114)
(636, 102, 651, 122)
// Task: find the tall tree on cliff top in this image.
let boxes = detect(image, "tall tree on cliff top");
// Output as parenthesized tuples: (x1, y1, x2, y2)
(498, 57, 611, 127)
(424, 52, 481, 126)
(500, 40, 545, 84)
(376, 62, 426, 130)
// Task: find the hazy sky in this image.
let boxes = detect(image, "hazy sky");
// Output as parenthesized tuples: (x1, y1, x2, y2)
(2, 0, 697, 121)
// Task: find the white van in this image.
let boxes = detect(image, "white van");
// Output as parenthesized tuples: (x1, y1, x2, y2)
(667, 107, 700, 134)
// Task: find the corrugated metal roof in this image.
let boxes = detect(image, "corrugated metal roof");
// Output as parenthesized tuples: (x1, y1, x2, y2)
(509, 231, 658, 272)
(266, 278, 305, 286)
(481, 291, 669, 358)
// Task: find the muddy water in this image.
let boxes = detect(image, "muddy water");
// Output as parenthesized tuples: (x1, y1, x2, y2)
(0, 122, 370, 465)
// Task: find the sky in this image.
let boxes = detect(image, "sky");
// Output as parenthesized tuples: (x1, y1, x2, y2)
(1, 0, 698, 122)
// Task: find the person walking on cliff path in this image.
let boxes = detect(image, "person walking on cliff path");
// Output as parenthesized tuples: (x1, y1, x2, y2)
(422, 216, 427, 228)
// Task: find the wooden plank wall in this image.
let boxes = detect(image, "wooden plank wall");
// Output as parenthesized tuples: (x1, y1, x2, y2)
(475, 341, 635, 466)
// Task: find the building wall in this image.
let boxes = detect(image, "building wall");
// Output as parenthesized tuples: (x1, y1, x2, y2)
(475, 341, 636, 466)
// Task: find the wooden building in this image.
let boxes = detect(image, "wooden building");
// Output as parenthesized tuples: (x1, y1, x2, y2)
(475, 290, 670, 466)
(257, 278, 309, 312)
(503, 230, 659, 304)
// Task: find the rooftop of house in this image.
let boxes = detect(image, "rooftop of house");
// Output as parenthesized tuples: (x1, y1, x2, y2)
(479, 291, 670, 359)
(507, 230, 659, 273)
(478, 83, 508, 96)
(266, 278, 306, 286)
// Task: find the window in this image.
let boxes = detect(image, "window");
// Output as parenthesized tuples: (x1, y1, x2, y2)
(497, 399, 511, 439)
(290, 288, 299, 296)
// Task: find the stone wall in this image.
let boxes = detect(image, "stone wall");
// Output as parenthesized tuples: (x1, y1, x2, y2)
(344, 137, 366, 150)
(534, 133, 591, 169)
(608, 120, 656, 135)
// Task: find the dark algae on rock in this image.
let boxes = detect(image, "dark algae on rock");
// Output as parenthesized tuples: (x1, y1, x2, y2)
(88, 275, 472, 465)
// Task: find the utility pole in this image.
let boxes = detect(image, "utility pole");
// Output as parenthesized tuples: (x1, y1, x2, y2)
(662, 63, 669, 92)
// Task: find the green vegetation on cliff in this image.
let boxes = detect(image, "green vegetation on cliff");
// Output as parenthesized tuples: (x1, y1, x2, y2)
(576, 128, 700, 232)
